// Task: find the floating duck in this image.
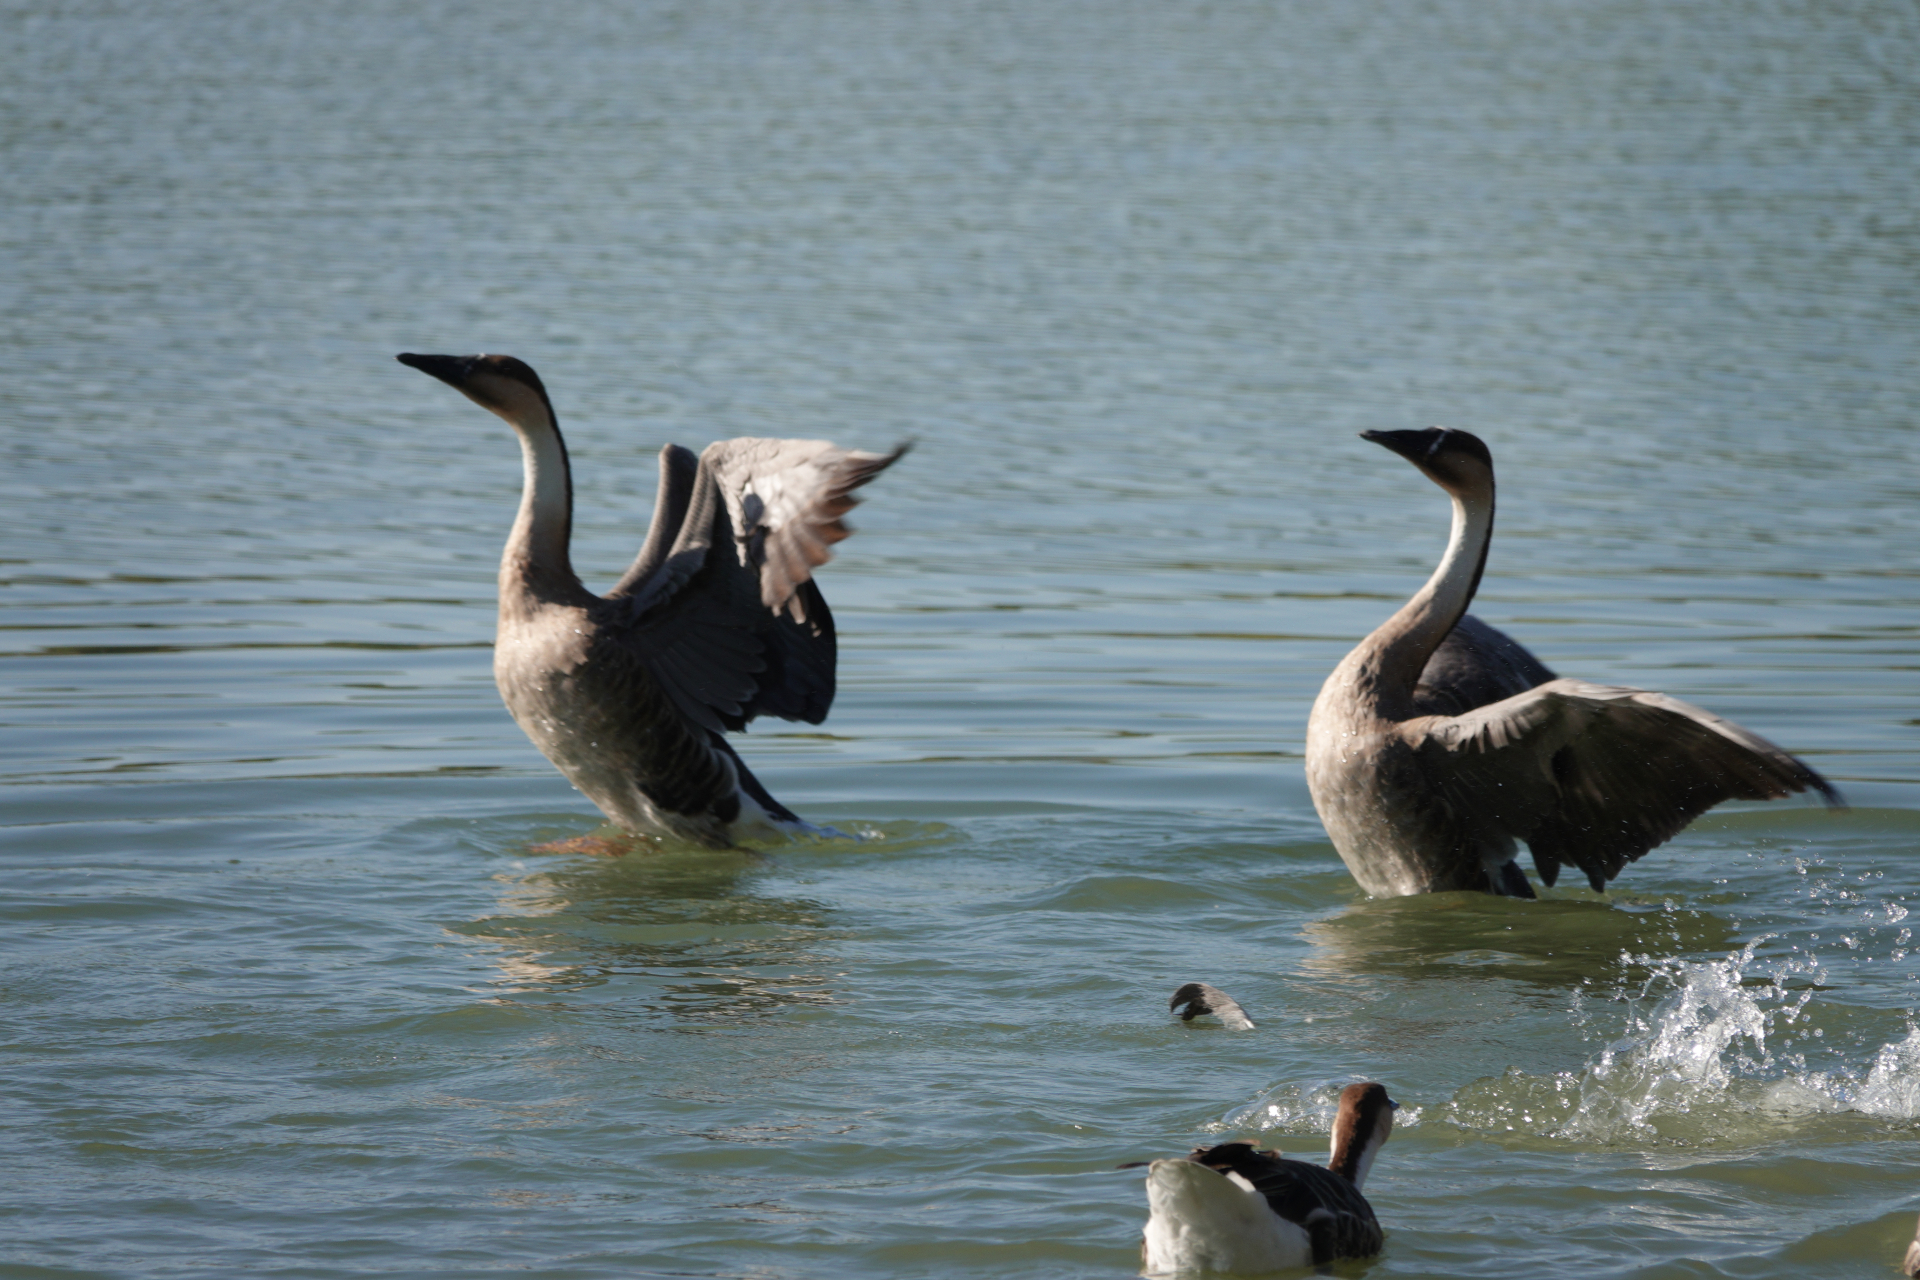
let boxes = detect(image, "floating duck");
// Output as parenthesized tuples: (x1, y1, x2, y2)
(1139, 1082, 1396, 1272)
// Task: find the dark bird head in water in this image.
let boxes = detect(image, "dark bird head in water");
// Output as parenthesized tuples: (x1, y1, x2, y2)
(397, 352, 554, 425)
(1360, 426, 1494, 497)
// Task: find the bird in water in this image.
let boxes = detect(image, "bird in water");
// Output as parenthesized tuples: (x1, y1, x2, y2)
(1137, 1082, 1396, 1273)
(1306, 427, 1839, 898)
(1168, 982, 1255, 1031)
(397, 352, 905, 849)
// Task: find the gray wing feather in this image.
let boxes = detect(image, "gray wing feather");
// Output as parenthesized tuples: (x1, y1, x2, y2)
(704, 438, 909, 620)
(1415, 678, 1841, 889)
(1169, 982, 1255, 1030)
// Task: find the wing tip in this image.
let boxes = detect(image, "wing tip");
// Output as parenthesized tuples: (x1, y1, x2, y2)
(836, 440, 912, 493)
(1808, 770, 1846, 810)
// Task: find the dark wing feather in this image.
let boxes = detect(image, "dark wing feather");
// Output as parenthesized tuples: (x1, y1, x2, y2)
(1189, 1144, 1381, 1263)
(1418, 678, 1841, 890)
(634, 586, 767, 734)
(750, 579, 837, 724)
(608, 438, 904, 734)
(714, 737, 802, 823)
(609, 444, 701, 602)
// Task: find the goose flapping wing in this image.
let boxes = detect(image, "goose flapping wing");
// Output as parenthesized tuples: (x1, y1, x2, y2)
(1411, 678, 1841, 890)
(607, 438, 906, 735)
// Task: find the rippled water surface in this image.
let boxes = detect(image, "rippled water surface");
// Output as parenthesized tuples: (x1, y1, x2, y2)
(6, 2, 1920, 1276)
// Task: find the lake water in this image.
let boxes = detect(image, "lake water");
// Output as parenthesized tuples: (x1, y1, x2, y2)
(5, 2, 1919, 1276)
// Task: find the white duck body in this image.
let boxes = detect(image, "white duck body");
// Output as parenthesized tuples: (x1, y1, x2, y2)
(1306, 427, 1839, 897)
(400, 352, 904, 847)
(1143, 1160, 1310, 1274)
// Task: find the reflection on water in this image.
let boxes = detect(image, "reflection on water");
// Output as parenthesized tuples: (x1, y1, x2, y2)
(1300, 889, 1742, 988)
(453, 844, 847, 1020)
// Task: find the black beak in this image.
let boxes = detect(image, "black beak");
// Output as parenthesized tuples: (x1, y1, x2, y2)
(396, 352, 476, 387)
(1359, 427, 1447, 465)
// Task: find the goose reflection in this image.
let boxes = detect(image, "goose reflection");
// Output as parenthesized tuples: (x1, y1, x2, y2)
(454, 847, 846, 1020)
(1300, 891, 1740, 989)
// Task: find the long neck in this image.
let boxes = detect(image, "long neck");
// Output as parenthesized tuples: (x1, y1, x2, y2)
(1329, 1126, 1387, 1191)
(500, 406, 580, 604)
(1355, 478, 1494, 703)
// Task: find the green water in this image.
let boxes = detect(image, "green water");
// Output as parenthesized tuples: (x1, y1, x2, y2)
(5, 2, 1919, 1276)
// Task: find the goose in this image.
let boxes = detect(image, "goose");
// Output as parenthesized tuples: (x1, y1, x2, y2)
(1904, 1213, 1920, 1276)
(1305, 427, 1839, 898)
(397, 352, 905, 848)
(1138, 1082, 1396, 1273)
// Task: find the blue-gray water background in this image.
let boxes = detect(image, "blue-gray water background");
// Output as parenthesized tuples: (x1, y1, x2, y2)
(5, 2, 1919, 1276)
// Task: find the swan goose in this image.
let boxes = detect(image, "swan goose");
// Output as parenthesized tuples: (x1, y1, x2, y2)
(398, 352, 904, 848)
(1305, 427, 1839, 897)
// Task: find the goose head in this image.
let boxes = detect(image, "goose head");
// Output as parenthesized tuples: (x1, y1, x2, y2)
(1328, 1081, 1398, 1189)
(1360, 426, 1494, 500)
(397, 352, 554, 429)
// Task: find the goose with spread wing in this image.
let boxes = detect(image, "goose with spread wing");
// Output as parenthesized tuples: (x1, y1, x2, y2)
(398, 353, 904, 848)
(1306, 427, 1839, 898)
(1138, 1082, 1396, 1273)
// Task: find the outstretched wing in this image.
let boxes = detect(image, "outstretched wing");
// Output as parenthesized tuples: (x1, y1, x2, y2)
(1413, 678, 1841, 890)
(1190, 1145, 1380, 1264)
(701, 438, 908, 621)
(606, 437, 906, 735)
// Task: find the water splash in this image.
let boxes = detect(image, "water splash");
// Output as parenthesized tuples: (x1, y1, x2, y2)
(1218, 1081, 1338, 1136)
(1810, 1025, 1920, 1120)
(1446, 938, 1920, 1147)
(1216, 1080, 1425, 1145)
